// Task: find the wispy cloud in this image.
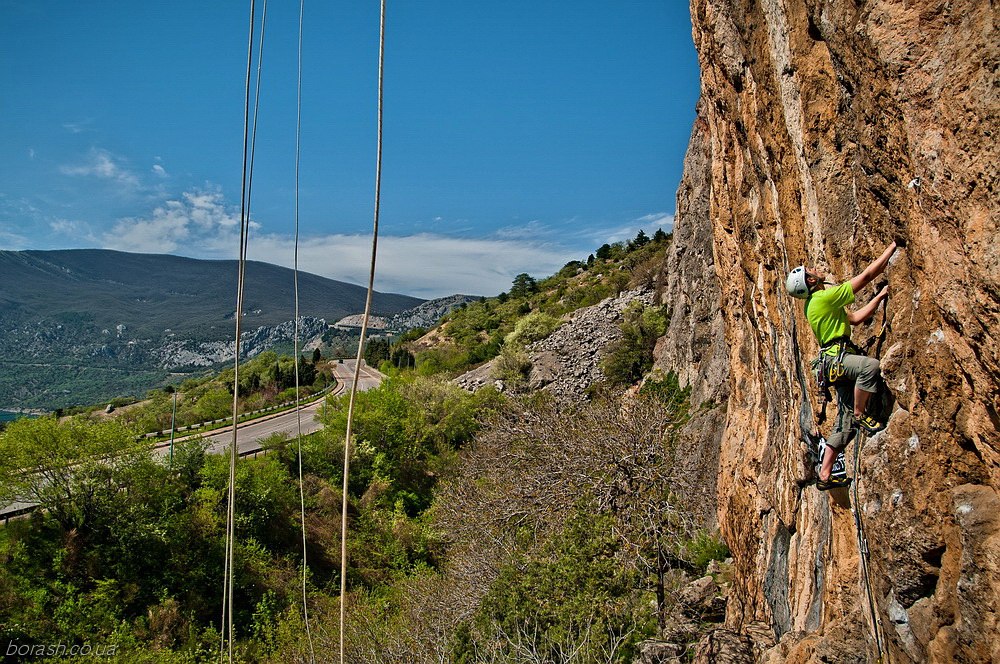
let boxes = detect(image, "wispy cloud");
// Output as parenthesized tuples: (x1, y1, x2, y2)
(0, 227, 29, 249)
(151, 164, 167, 177)
(102, 189, 251, 255)
(60, 148, 140, 188)
(62, 119, 98, 135)
(592, 212, 675, 245)
(0, 196, 42, 248)
(49, 219, 98, 243)
(244, 232, 576, 299)
(99, 190, 671, 298)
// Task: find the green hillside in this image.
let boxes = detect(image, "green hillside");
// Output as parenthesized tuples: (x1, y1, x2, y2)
(0, 249, 423, 410)
(0, 249, 421, 340)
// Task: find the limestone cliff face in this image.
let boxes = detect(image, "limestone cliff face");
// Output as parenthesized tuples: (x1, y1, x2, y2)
(661, 1, 998, 661)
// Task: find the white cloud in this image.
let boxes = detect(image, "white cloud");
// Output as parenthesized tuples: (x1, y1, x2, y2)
(102, 190, 246, 254)
(636, 212, 675, 230)
(60, 148, 140, 188)
(62, 120, 95, 134)
(151, 164, 167, 177)
(28, 148, 36, 160)
(244, 232, 576, 299)
(0, 227, 29, 249)
(593, 212, 675, 245)
(100, 192, 670, 298)
(49, 219, 97, 242)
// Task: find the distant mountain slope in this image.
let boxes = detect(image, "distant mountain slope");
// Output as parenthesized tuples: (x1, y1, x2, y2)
(0, 249, 423, 409)
(0, 249, 422, 340)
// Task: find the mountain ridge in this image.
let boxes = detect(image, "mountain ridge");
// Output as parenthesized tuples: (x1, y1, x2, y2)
(0, 249, 426, 410)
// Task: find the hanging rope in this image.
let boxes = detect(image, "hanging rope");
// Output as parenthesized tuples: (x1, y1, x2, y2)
(221, 1, 267, 661)
(851, 432, 889, 663)
(850, 288, 891, 663)
(292, 0, 316, 660)
(339, 1, 387, 660)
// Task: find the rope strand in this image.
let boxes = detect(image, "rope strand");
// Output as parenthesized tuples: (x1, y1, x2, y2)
(852, 433, 889, 662)
(339, 1, 387, 660)
(222, 1, 266, 660)
(293, 0, 316, 659)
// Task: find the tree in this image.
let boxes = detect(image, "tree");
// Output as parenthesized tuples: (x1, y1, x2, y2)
(312, 347, 323, 364)
(630, 229, 650, 250)
(0, 417, 145, 532)
(509, 273, 538, 299)
(652, 227, 669, 243)
(595, 243, 612, 260)
(298, 355, 317, 386)
(364, 338, 391, 366)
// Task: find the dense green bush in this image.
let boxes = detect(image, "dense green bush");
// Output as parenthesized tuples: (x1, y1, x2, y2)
(601, 302, 669, 386)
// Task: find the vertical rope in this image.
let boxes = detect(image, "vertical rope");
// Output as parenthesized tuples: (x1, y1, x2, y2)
(852, 434, 889, 662)
(339, 1, 386, 660)
(292, 0, 316, 660)
(221, 1, 266, 660)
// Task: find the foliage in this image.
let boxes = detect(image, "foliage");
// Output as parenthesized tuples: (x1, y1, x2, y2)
(491, 345, 533, 392)
(425, 230, 671, 377)
(509, 273, 539, 299)
(0, 417, 142, 531)
(365, 338, 392, 367)
(601, 302, 669, 387)
(504, 311, 561, 347)
(685, 530, 731, 575)
(464, 508, 653, 662)
(314, 375, 501, 511)
(340, 384, 701, 662)
(0, 227, 684, 662)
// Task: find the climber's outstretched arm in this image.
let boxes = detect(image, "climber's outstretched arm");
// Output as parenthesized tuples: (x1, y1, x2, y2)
(848, 285, 889, 325)
(849, 241, 898, 293)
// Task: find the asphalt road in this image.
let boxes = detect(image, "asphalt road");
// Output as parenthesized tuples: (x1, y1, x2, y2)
(1, 359, 384, 521)
(195, 358, 384, 457)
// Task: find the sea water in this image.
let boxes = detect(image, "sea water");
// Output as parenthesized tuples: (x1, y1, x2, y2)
(0, 410, 26, 423)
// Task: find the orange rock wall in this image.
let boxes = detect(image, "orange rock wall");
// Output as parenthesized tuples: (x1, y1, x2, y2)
(674, 0, 998, 660)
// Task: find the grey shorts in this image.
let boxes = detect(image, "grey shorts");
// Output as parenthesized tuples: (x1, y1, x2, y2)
(826, 353, 880, 450)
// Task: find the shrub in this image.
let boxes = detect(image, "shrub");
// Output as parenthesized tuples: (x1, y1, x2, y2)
(503, 311, 561, 347)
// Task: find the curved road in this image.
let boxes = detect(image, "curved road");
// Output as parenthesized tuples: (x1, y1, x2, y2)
(1, 359, 384, 521)
(196, 358, 384, 457)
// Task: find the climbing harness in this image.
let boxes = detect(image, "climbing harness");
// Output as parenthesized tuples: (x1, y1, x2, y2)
(811, 336, 859, 425)
(339, 2, 387, 662)
(851, 430, 890, 663)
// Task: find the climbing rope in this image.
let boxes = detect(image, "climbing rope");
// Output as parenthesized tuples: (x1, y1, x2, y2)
(292, 0, 316, 660)
(850, 287, 891, 663)
(339, 2, 387, 660)
(221, 1, 267, 661)
(851, 432, 889, 663)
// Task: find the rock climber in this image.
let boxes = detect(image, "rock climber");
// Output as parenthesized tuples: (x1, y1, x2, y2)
(785, 240, 901, 490)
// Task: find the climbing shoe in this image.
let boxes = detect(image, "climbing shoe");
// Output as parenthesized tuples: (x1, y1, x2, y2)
(855, 413, 886, 435)
(817, 476, 853, 491)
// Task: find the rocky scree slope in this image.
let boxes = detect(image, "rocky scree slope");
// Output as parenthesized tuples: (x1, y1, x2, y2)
(653, 1, 997, 662)
(455, 288, 655, 400)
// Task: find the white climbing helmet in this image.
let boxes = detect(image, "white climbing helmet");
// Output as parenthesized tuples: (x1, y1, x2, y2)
(785, 265, 811, 299)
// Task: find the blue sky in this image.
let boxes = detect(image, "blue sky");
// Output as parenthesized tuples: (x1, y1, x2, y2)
(0, 1, 700, 298)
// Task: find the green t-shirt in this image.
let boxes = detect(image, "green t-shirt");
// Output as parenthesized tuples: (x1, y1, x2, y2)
(805, 282, 855, 346)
